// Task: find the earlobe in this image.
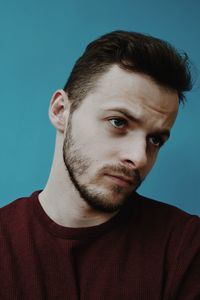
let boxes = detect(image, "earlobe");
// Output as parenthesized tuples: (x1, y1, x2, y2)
(49, 89, 70, 132)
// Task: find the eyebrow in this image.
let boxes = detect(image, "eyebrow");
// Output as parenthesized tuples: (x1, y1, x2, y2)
(102, 107, 171, 139)
(149, 129, 170, 140)
(103, 107, 140, 122)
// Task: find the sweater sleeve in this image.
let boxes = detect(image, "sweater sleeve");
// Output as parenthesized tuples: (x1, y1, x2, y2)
(168, 216, 200, 300)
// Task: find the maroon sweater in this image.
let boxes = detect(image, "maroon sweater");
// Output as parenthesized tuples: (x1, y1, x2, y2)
(0, 191, 200, 300)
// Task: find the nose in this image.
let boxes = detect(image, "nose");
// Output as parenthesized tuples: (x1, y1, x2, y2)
(120, 135, 148, 170)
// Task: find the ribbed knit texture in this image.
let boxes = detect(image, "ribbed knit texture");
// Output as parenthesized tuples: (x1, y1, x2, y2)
(0, 191, 200, 300)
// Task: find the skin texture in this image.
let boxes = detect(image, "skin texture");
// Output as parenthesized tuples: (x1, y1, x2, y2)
(39, 65, 179, 227)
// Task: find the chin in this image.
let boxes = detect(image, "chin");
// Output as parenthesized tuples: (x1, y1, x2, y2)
(83, 190, 131, 213)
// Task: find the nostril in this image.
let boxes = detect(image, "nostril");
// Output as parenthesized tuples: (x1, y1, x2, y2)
(126, 159, 133, 164)
(122, 152, 148, 169)
(124, 159, 135, 168)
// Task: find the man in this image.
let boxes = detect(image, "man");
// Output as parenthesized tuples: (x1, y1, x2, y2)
(0, 30, 199, 299)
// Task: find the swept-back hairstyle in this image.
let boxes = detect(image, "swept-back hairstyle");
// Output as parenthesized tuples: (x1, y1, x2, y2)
(64, 30, 192, 112)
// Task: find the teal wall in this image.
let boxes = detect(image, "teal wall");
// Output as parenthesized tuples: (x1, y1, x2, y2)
(0, 0, 199, 215)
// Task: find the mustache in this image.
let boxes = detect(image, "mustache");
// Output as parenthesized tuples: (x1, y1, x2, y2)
(99, 164, 141, 185)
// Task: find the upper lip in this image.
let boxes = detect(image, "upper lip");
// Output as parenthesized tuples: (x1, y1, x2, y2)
(106, 174, 133, 184)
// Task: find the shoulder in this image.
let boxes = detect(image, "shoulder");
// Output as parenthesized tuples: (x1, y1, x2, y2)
(134, 192, 200, 225)
(127, 193, 200, 249)
(0, 191, 41, 229)
(132, 196, 200, 299)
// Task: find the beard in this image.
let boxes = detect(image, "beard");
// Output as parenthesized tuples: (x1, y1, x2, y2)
(63, 115, 142, 213)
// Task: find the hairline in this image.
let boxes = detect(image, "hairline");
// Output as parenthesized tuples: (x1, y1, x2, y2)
(67, 63, 181, 113)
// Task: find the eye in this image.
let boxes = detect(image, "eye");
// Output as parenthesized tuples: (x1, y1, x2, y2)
(149, 135, 164, 148)
(109, 118, 127, 129)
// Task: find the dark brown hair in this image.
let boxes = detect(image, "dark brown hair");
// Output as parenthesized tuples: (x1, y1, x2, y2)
(64, 30, 192, 111)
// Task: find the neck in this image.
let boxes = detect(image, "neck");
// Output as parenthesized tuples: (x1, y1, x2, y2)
(39, 134, 117, 228)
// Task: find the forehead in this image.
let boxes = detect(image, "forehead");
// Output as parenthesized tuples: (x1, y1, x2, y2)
(94, 65, 179, 111)
(78, 65, 179, 123)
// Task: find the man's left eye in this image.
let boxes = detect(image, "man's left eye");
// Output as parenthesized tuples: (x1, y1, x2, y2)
(109, 118, 127, 129)
(149, 135, 164, 147)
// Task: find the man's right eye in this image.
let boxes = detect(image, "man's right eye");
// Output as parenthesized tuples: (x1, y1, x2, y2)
(109, 118, 127, 129)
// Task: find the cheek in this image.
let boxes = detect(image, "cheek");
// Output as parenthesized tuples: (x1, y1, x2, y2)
(80, 128, 113, 153)
(146, 151, 159, 172)
(72, 115, 119, 161)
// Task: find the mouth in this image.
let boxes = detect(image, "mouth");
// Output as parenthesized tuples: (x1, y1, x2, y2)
(104, 174, 133, 187)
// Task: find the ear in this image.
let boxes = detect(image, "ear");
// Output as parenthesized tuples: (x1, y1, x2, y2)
(49, 89, 70, 132)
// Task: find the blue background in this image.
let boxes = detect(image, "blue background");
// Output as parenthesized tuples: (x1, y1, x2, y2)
(0, 0, 199, 215)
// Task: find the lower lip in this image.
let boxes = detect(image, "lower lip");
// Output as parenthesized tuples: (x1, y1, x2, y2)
(105, 175, 131, 187)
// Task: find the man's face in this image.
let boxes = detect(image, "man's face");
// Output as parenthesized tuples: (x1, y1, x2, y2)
(63, 65, 179, 213)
